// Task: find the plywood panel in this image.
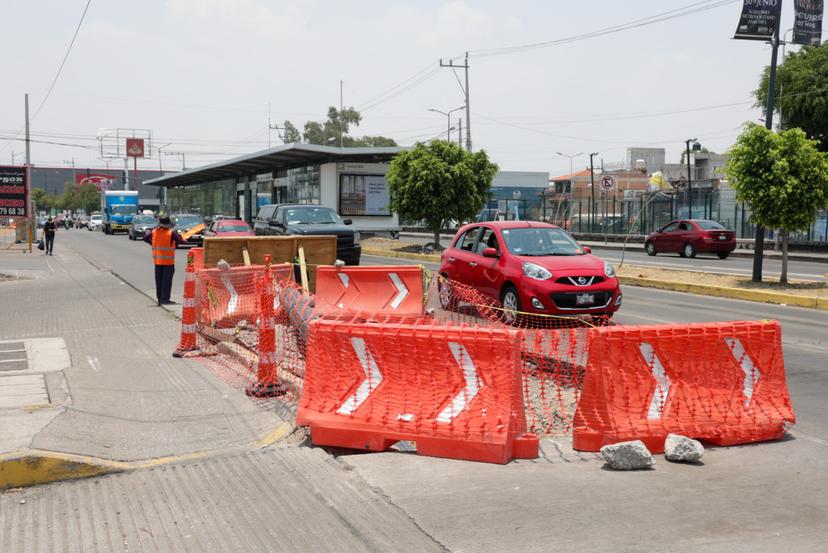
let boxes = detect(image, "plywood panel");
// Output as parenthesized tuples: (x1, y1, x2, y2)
(203, 237, 248, 265)
(246, 237, 297, 265)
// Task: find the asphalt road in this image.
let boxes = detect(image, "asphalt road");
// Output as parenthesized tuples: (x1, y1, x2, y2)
(395, 233, 828, 282)
(58, 231, 828, 442)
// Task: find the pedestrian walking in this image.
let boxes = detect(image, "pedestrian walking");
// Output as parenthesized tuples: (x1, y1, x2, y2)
(143, 215, 187, 306)
(43, 216, 56, 256)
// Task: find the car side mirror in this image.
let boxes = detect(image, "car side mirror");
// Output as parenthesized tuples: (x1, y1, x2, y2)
(582, 246, 592, 254)
(482, 247, 499, 258)
(343, 219, 353, 225)
(269, 220, 283, 228)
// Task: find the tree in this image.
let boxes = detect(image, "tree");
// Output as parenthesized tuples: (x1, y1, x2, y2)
(725, 124, 828, 283)
(285, 106, 397, 147)
(387, 140, 498, 249)
(755, 42, 828, 151)
(77, 183, 100, 214)
(281, 120, 301, 144)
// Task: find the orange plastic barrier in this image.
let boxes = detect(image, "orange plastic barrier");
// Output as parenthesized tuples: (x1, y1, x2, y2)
(572, 320, 796, 453)
(190, 247, 204, 272)
(173, 252, 200, 358)
(315, 266, 424, 316)
(297, 320, 539, 464)
(196, 263, 292, 328)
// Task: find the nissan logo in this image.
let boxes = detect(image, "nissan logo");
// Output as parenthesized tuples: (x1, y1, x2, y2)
(577, 277, 587, 285)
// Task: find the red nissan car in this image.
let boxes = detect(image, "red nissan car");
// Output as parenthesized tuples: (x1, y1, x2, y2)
(203, 219, 254, 237)
(645, 219, 736, 259)
(438, 221, 622, 322)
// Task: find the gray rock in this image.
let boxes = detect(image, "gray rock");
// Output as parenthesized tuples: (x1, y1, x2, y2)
(600, 440, 655, 470)
(664, 434, 704, 463)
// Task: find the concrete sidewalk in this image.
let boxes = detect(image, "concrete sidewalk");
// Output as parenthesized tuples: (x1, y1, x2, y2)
(0, 247, 287, 486)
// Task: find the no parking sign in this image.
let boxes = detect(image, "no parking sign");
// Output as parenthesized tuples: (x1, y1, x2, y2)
(600, 175, 615, 191)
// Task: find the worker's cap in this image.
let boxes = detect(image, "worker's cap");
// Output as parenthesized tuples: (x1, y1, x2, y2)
(158, 215, 174, 228)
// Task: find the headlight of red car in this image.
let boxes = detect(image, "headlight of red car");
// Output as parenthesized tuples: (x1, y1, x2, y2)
(522, 262, 553, 280)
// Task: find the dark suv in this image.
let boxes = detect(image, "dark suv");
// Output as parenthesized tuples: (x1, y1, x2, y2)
(254, 204, 361, 265)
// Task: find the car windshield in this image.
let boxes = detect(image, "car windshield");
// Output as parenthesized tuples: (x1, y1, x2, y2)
(501, 227, 583, 256)
(175, 216, 202, 226)
(133, 215, 155, 225)
(112, 205, 137, 216)
(696, 220, 726, 230)
(90, 215, 102, 221)
(218, 224, 250, 233)
(285, 207, 340, 225)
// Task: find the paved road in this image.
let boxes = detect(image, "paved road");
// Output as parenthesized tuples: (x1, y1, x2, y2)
(394, 233, 828, 281)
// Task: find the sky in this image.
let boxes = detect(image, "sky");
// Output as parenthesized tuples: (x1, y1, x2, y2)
(0, 0, 803, 177)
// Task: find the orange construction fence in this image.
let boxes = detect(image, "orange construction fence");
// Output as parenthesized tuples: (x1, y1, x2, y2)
(315, 265, 425, 316)
(297, 319, 539, 464)
(572, 320, 796, 453)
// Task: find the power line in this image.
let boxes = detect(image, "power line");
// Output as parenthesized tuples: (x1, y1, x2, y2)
(469, 0, 738, 58)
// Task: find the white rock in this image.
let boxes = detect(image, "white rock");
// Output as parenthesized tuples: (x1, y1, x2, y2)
(600, 440, 655, 470)
(665, 434, 704, 463)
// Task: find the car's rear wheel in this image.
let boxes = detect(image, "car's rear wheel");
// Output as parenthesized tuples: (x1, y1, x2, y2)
(717, 252, 730, 259)
(683, 243, 697, 258)
(437, 275, 457, 311)
(645, 241, 657, 256)
(500, 285, 521, 325)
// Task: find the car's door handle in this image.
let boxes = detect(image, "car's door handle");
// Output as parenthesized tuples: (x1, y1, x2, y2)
(448, 257, 456, 262)
(469, 261, 477, 267)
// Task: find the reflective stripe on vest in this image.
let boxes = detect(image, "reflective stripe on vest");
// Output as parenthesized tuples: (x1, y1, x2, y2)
(152, 229, 176, 265)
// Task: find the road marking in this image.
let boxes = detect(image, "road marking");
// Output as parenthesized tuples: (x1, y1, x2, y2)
(436, 342, 481, 423)
(337, 337, 383, 415)
(87, 356, 101, 373)
(388, 272, 408, 309)
(725, 337, 759, 408)
(639, 343, 671, 420)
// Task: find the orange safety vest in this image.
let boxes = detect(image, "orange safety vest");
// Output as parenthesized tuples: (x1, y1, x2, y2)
(151, 228, 176, 266)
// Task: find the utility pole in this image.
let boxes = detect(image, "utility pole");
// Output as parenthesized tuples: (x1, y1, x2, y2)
(685, 139, 697, 219)
(457, 118, 462, 147)
(439, 53, 471, 151)
(752, 3, 783, 283)
(340, 80, 344, 148)
(24, 94, 30, 165)
(589, 153, 599, 232)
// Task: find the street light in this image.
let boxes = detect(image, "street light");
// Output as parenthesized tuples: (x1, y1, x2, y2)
(428, 105, 465, 142)
(156, 143, 172, 173)
(555, 152, 582, 227)
(685, 138, 701, 219)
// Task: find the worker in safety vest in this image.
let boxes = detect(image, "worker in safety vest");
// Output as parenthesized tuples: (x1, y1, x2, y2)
(143, 215, 187, 306)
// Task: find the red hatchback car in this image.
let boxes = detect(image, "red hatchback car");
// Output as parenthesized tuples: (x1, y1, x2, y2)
(203, 219, 254, 237)
(438, 221, 622, 322)
(645, 219, 736, 259)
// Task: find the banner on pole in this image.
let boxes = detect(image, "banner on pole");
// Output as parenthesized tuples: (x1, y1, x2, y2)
(0, 165, 28, 218)
(733, 0, 783, 41)
(793, 0, 824, 45)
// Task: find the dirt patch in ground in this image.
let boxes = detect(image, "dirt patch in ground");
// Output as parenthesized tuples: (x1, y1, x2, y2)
(363, 237, 828, 299)
(0, 273, 16, 283)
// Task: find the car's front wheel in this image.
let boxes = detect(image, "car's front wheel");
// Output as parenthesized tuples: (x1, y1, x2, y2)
(500, 285, 522, 325)
(683, 243, 697, 258)
(437, 275, 457, 311)
(645, 241, 657, 256)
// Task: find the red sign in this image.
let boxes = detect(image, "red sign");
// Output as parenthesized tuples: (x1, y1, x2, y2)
(0, 165, 28, 218)
(76, 173, 117, 192)
(126, 138, 145, 158)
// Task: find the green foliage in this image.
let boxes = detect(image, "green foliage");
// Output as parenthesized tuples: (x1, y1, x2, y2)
(387, 141, 498, 242)
(725, 124, 828, 232)
(281, 120, 302, 144)
(31, 188, 59, 212)
(755, 42, 828, 150)
(285, 106, 397, 147)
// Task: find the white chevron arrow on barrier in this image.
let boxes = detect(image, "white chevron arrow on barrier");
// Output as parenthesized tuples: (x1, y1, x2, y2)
(436, 342, 481, 423)
(337, 337, 384, 415)
(640, 342, 671, 420)
(724, 337, 759, 408)
(336, 271, 408, 310)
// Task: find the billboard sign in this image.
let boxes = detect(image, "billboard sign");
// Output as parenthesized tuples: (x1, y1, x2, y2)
(126, 138, 145, 158)
(793, 0, 824, 45)
(76, 173, 117, 192)
(733, 0, 782, 40)
(0, 165, 28, 217)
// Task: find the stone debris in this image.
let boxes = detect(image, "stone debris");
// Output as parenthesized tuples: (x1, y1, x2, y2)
(664, 434, 704, 463)
(600, 440, 655, 470)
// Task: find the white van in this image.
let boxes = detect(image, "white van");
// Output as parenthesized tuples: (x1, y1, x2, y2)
(88, 214, 103, 231)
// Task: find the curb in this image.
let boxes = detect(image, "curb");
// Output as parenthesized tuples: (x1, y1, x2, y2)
(0, 422, 293, 490)
(362, 248, 827, 311)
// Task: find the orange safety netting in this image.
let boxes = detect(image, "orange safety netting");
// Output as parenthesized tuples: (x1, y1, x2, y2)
(177, 260, 795, 460)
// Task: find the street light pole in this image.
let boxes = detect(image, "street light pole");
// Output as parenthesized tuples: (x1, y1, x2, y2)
(556, 152, 582, 226)
(589, 153, 599, 231)
(428, 106, 464, 143)
(685, 139, 696, 219)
